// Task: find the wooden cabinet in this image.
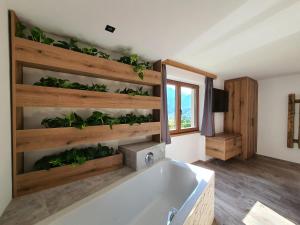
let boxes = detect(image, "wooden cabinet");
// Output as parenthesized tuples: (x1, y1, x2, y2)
(224, 77, 258, 159)
(206, 133, 242, 160)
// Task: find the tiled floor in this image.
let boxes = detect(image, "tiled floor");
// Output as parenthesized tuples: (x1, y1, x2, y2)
(0, 167, 133, 225)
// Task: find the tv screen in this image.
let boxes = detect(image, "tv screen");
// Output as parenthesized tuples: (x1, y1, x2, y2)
(212, 88, 228, 112)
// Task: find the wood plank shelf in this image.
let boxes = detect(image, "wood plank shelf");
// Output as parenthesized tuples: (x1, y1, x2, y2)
(16, 84, 161, 109)
(14, 37, 161, 86)
(16, 153, 123, 196)
(16, 122, 161, 152)
(10, 10, 162, 197)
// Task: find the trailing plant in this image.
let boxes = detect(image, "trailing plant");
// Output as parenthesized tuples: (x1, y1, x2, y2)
(118, 54, 152, 80)
(15, 23, 155, 79)
(41, 111, 153, 129)
(116, 87, 149, 96)
(34, 76, 108, 92)
(118, 113, 153, 125)
(41, 112, 86, 129)
(85, 111, 120, 129)
(28, 27, 55, 45)
(53, 38, 82, 52)
(16, 22, 26, 38)
(33, 144, 115, 170)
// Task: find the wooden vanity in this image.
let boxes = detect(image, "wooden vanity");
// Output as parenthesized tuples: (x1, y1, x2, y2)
(206, 133, 242, 160)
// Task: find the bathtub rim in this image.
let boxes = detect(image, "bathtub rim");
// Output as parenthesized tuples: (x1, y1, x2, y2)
(35, 159, 214, 225)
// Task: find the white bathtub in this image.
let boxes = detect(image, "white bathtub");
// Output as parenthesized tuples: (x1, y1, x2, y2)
(36, 159, 215, 225)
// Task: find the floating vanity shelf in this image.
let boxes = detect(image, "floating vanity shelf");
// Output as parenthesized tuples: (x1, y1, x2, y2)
(16, 84, 161, 109)
(10, 10, 162, 197)
(16, 122, 161, 152)
(16, 153, 123, 196)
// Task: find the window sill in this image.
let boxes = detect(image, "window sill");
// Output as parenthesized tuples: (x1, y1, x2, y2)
(170, 131, 200, 137)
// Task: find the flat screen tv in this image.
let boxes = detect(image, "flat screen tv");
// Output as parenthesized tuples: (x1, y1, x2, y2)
(212, 88, 228, 112)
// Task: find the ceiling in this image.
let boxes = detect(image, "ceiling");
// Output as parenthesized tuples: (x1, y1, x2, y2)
(8, 0, 300, 79)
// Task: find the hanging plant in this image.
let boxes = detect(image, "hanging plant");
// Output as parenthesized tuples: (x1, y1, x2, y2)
(118, 54, 152, 80)
(41, 112, 86, 129)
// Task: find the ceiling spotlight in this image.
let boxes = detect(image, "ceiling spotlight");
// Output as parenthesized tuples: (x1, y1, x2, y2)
(105, 25, 116, 33)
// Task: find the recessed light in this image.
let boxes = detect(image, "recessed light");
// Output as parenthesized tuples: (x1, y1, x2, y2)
(105, 25, 116, 33)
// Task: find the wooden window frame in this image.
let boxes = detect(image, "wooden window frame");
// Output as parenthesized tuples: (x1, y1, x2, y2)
(167, 79, 199, 135)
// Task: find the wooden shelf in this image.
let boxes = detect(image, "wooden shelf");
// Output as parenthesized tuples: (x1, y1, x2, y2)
(16, 122, 161, 152)
(10, 10, 162, 197)
(14, 37, 161, 86)
(16, 153, 123, 196)
(16, 84, 161, 109)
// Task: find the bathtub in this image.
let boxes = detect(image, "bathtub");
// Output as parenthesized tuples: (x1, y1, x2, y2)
(36, 159, 215, 225)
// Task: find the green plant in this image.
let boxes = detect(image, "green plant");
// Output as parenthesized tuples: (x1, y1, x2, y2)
(28, 27, 55, 45)
(116, 87, 149, 96)
(118, 113, 153, 125)
(16, 22, 26, 38)
(41, 112, 86, 129)
(53, 38, 82, 52)
(118, 54, 152, 80)
(34, 144, 115, 170)
(34, 77, 108, 92)
(86, 111, 120, 129)
(41, 111, 153, 129)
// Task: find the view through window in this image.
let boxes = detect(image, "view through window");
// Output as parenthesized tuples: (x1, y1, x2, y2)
(167, 80, 199, 134)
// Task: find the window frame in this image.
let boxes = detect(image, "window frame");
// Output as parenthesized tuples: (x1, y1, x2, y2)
(167, 79, 199, 135)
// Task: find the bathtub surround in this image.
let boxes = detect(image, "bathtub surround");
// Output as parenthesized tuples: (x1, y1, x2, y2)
(32, 160, 214, 225)
(0, 0, 12, 215)
(119, 141, 165, 171)
(0, 167, 133, 225)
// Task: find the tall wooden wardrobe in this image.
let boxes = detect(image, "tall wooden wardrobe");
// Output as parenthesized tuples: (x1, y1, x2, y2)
(224, 77, 258, 159)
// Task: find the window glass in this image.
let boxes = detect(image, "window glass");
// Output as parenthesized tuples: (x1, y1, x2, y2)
(181, 87, 197, 129)
(167, 84, 176, 130)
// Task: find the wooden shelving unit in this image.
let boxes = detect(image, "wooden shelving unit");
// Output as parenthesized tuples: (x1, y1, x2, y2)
(9, 11, 162, 197)
(16, 122, 161, 153)
(16, 84, 161, 109)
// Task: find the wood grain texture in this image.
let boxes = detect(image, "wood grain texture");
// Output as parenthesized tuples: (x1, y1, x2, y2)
(224, 77, 258, 160)
(195, 156, 300, 225)
(162, 59, 217, 79)
(16, 154, 123, 196)
(183, 174, 214, 225)
(287, 94, 295, 148)
(16, 84, 161, 109)
(16, 122, 161, 152)
(206, 133, 242, 160)
(14, 37, 161, 85)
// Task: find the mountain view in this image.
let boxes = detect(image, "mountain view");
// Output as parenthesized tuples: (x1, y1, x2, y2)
(167, 85, 194, 129)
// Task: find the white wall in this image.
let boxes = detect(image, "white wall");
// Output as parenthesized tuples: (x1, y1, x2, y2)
(0, 0, 12, 215)
(258, 74, 300, 164)
(166, 66, 224, 163)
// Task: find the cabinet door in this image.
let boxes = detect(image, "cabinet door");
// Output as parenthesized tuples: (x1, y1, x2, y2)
(224, 79, 241, 134)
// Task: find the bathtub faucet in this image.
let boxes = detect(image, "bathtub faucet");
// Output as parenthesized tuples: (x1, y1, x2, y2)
(145, 152, 154, 167)
(167, 207, 178, 225)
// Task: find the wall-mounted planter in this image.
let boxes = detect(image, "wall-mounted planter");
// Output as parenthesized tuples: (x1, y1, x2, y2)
(16, 153, 123, 196)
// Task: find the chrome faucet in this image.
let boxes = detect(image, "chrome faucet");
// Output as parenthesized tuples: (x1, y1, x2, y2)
(167, 207, 178, 225)
(145, 152, 154, 167)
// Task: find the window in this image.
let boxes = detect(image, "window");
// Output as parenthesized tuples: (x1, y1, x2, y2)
(167, 80, 199, 135)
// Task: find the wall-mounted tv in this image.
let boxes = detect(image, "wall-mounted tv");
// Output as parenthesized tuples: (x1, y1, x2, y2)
(212, 88, 229, 112)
